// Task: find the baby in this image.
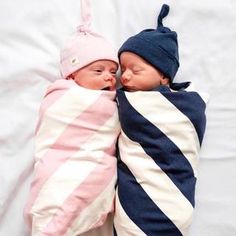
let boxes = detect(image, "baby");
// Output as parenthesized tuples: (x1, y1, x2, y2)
(24, 0, 120, 235)
(114, 4, 208, 236)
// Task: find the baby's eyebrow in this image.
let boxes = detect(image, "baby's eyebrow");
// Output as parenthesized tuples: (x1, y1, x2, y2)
(121, 62, 141, 67)
(90, 65, 104, 69)
(130, 65, 142, 70)
(111, 66, 118, 70)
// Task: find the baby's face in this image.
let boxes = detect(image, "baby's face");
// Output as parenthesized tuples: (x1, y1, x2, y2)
(119, 52, 169, 92)
(70, 60, 118, 90)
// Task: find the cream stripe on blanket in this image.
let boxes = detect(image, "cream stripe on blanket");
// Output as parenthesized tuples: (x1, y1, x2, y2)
(24, 79, 120, 236)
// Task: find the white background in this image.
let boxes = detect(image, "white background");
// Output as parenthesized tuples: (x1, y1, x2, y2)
(0, 0, 236, 235)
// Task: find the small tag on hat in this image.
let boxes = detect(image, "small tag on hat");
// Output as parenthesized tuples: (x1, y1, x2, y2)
(70, 57, 80, 65)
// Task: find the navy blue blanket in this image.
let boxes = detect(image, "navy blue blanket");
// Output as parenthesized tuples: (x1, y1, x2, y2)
(114, 84, 207, 236)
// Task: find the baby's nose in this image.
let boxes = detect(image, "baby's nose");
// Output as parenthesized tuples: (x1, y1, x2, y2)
(121, 70, 131, 83)
(104, 72, 114, 81)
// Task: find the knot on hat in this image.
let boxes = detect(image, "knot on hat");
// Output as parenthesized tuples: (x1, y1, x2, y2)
(157, 4, 172, 34)
(157, 4, 169, 27)
(77, 24, 91, 34)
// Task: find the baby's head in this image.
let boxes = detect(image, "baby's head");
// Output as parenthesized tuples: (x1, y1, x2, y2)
(118, 4, 179, 92)
(60, 26, 118, 90)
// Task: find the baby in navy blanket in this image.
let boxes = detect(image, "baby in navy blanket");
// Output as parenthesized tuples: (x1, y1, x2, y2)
(114, 4, 207, 236)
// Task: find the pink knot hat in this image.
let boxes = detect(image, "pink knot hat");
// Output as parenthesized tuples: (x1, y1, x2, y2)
(60, 0, 118, 79)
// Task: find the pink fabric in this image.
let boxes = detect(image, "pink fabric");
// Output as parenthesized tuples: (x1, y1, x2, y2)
(24, 79, 120, 235)
(80, 0, 91, 30)
(41, 145, 116, 235)
(35, 80, 72, 134)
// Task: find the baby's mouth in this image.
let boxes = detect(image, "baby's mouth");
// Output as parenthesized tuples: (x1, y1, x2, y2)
(102, 86, 110, 91)
(123, 86, 136, 92)
(102, 85, 115, 91)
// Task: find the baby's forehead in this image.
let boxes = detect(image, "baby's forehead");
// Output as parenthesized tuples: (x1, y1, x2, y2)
(120, 52, 148, 66)
(87, 60, 118, 69)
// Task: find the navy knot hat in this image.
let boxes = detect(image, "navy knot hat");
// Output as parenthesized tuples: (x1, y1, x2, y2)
(118, 4, 179, 81)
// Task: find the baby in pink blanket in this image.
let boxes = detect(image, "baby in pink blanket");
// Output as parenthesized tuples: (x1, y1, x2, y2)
(24, 1, 120, 235)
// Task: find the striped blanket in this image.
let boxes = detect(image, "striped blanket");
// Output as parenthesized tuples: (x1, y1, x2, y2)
(114, 84, 207, 236)
(24, 79, 120, 236)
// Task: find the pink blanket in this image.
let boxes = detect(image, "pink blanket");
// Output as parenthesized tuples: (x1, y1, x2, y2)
(24, 79, 120, 236)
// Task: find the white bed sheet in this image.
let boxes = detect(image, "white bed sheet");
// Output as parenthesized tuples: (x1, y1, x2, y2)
(0, 0, 236, 235)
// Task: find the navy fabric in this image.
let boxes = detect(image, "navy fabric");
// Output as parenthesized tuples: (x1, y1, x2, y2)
(117, 90, 196, 205)
(115, 84, 207, 236)
(118, 4, 179, 81)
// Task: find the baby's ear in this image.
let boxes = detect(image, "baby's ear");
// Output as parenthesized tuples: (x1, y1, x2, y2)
(160, 76, 170, 85)
(67, 74, 74, 80)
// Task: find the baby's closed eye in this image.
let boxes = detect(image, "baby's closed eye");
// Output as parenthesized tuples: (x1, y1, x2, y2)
(132, 67, 143, 73)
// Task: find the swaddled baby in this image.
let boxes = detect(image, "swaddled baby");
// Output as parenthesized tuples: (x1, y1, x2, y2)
(114, 4, 208, 236)
(24, 0, 120, 235)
